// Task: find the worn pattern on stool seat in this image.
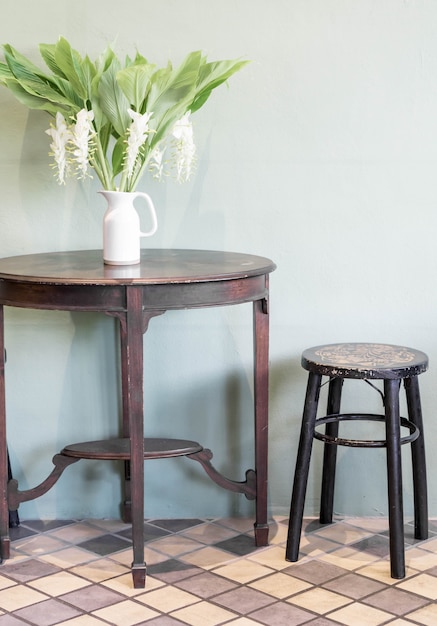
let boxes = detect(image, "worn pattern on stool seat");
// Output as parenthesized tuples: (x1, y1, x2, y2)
(302, 343, 428, 379)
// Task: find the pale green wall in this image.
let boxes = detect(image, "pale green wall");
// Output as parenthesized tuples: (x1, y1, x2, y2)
(1, 0, 437, 522)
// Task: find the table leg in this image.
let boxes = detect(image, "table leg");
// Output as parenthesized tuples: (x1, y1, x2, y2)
(119, 321, 132, 525)
(253, 293, 270, 546)
(123, 287, 146, 588)
(0, 306, 9, 560)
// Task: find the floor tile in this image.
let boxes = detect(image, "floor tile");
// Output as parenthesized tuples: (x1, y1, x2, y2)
(146, 559, 204, 583)
(56, 617, 108, 625)
(146, 534, 203, 557)
(299, 534, 342, 557)
(137, 585, 200, 612)
(397, 573, 437, 599)
(28, 571, 91, 596)
(387, 618, 430, 626)
(249, 572, 312, 599)
(405, 547, 437, 569)
(77, 533, 132, 556)
(404, 603, 437, 625)
(92, 599, 159, 625)
(216, 518, 256, 533)
(60, 584, 126, 611)
(248, 600, 315, 625)
(174, 571, 238, 598)
(212, 559, 274, 584)
(322, 572, 387, 599)
(248, 545, 297, 570)
(180, 546, 235, 569)
(1, 516, 437, 625)
(214, 534, 259, 556)
(181, 521, 237, 544)
(357, 561, 418, 584)
(50, 523, 105, 543)
(288, 587, 351, 613)
(170, 600, 237, 625)
(149, 519, 204, 533)
(212, 586, 274, 613)
(314, 522, 373, 545)
(40, 547, 99, 568)
(14, 598, 81, 625)
(70, 557, 130, 582)
(0, 558, 61, 582)
(319, 546, 380, 570)
(328, 601, 394, 625)
(0, 585, 48, 611)
(12, 534, 68, 556)
(23, 520, 75, 533)
(141, 617, 187, 625)
(283, 559, 350, 584)
(118, 522, 172, 543)
(363, 586, 429, 614)
(349, 534, 391, 558)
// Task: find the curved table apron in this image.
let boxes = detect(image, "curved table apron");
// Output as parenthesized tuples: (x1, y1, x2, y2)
(0, 249, 276, 588)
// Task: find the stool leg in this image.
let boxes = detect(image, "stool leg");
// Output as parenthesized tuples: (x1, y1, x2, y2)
(404, 376, 428, 540)
(384, 378, 405, 579)
(286, 372, 322, 562)
(320, 377, 344, 524)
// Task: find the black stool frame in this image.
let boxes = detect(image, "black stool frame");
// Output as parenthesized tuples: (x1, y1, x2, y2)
(286, 362, 428, 579)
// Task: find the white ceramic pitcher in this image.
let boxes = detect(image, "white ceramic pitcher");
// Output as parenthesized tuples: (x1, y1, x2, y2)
(100, 190, 158, 265)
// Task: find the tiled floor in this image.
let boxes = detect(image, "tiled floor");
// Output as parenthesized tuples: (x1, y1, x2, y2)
(0, 516, 437, 625)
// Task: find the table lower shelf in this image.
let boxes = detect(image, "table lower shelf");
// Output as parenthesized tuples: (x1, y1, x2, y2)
(61, 437, 203, 460)
(7, 437, 257, 516)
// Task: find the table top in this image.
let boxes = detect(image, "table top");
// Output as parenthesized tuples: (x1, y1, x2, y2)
(0, 249, 276, 286)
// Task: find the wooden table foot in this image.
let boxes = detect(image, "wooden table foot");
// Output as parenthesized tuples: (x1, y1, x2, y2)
(131, 563, 147, 588)
(1, 537, 10, 560)
(254, 523, 269, 547)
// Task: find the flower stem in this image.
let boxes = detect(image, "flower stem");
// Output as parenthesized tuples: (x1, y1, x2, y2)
(93, 135, 113, 189)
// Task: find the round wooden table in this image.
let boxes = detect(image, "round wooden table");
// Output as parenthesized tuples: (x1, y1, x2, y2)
(0, 249, 276, 587)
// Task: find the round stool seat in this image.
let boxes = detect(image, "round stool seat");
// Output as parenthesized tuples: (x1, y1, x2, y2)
(302, 343, 428, 380)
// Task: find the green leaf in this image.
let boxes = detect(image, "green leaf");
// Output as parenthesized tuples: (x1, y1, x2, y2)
(2, 51, 75, 110)
(1, 79, 64, 114)
(50, 75, 83, 111)
(53, 37, 88, 100)
(2, 44, 48, 80)
(0, 61, 13, 84)
(190, 58, 250, 113)
(98, 58, 131, 136)
(146, 52, 200, 113)
(111, 135, 125, 177)
(116, 63, 154, 111)
(39, 43, 67, 78)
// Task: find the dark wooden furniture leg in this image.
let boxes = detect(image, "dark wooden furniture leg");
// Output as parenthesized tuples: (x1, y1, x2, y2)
(0, 306, 9, 560)
(7, 453, 19, 528)
(384, 378, 405, 579)
(286, 372, 322, 561)
(119, 317, 132, 525)
(404, 376, 428, 540)
(124, 287, 146, 588)
(253, 295, 270, 545)
(320, 377, 343, 524)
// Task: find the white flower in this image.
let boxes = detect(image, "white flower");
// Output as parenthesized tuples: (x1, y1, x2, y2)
(45, 112, 72, 184)
(149, 146, 165, 179)
(70, 109, 95, 178)
(171, 112, 196, 183)
(125, 109, 153, 179)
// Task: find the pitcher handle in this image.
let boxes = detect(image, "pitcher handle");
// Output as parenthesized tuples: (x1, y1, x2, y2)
(134, 192, 158, 237)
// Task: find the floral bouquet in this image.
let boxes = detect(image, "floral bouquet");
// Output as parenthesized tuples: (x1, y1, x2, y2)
(0, 37, 248, 192)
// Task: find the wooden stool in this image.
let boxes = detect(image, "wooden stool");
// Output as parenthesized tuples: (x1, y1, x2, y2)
(286, 342, 428, 579)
